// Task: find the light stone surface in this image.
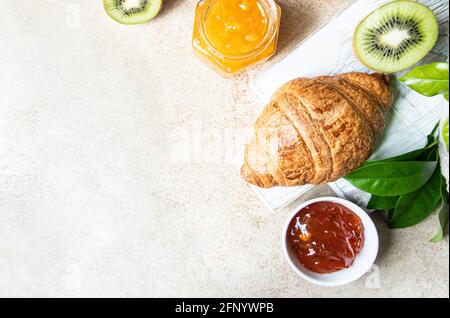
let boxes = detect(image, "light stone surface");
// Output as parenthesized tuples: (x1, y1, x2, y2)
(0, 0, 448, 298)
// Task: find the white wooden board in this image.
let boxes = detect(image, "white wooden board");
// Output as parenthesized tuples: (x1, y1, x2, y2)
(251, 0, 449, 210)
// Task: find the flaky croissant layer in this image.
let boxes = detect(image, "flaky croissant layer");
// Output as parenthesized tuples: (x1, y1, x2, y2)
(241, 72, 393, 188)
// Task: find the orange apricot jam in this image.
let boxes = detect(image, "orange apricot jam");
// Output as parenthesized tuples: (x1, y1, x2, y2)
(287, 202, 365, 274)
(193, 0, 281, 74)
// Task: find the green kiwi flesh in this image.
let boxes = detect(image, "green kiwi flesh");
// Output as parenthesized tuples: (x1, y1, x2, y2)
(103, 0, 163, 25)
(354, 0, 439, 73)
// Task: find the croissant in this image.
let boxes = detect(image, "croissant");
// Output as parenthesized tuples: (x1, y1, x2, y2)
(241, 72, 393, 188)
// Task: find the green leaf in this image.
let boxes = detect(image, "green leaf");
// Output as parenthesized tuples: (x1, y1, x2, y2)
(365, 142, 438, 166)
(442, 118, 449, 152)
(365, 123, 440, 166)
(424, 148, 438, 161)
(345, 161, 438, 196)
(400, 62, 449, 97)
(426, 122, 440, 146)
(431, 174, 449, 241)
(386, 209, 395, 222)
(440, 173, 449, 204)
(367, 195, 399, 210)
(390, 168, 442, 228)
(430, 204, 449, 242)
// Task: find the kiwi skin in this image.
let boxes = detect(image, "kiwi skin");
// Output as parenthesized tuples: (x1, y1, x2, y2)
(353, 0, 439, 73)
(103, 0, 163, 25)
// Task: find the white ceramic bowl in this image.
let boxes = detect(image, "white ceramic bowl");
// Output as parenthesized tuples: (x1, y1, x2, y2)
(281, 197, 379, 287)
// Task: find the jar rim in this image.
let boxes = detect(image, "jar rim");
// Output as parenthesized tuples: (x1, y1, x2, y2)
(197, 0, 280, 61)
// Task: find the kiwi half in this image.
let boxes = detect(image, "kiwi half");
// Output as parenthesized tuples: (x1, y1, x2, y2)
(354, 0, 439, 73)
(103, 0, 163, 25)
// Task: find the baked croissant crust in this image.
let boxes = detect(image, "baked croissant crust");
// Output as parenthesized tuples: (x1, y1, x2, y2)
(241, 72, 393, 188)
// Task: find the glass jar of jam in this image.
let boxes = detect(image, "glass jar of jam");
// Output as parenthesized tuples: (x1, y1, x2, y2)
(192, 0, 281, 75)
